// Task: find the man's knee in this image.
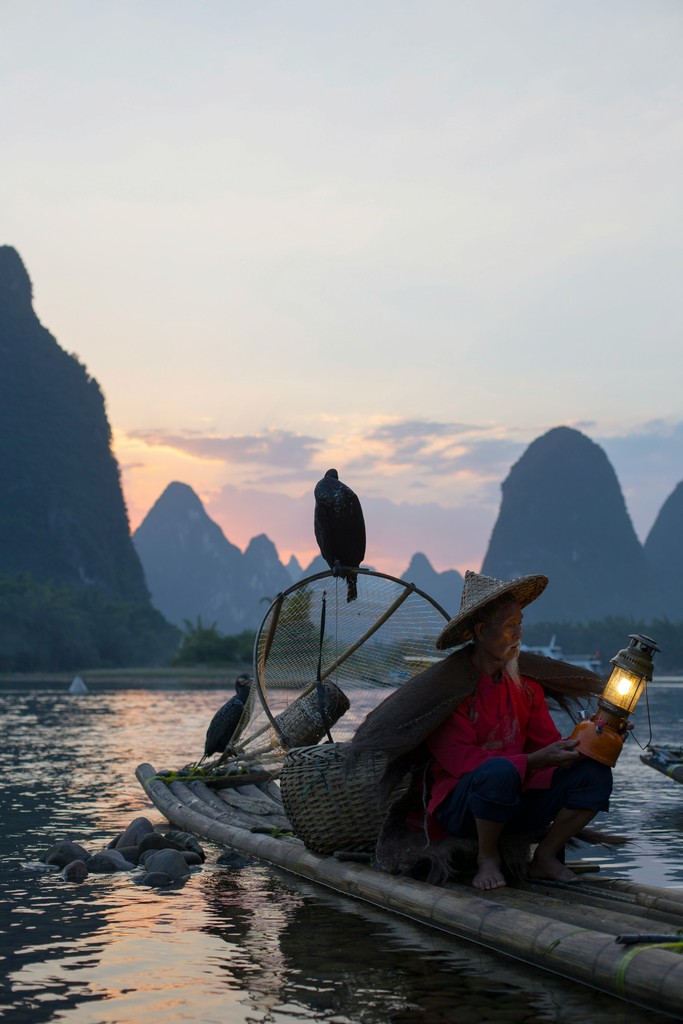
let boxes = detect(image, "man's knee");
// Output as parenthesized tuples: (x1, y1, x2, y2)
(560, 757, 612, 808)
(473, 758, 522, 803)
(569, 757, 612, 790)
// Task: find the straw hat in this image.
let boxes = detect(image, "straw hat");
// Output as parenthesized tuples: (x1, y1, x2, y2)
(436, 570, 548, 650)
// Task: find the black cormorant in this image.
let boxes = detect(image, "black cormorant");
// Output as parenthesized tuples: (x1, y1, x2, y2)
(202, 674, 252, 761)
(314, 468, 366, 602)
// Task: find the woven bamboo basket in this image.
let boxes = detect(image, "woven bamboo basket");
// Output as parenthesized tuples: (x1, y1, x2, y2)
(273, 681, 350, 750)
(280, 743, 388, 854)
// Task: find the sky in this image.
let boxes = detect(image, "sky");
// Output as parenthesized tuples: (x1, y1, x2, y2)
(3, 1, 682, 577)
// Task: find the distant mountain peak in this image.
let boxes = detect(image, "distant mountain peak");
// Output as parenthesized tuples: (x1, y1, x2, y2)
(405, 552, 434, 573)
(644, 480, 683, 613)
(401, 552, 463, 616)
(147, 481, 207, 519)
(0, 245, 33, 312)
(133, 485, 292, 632)
(482, 425, 661, 622)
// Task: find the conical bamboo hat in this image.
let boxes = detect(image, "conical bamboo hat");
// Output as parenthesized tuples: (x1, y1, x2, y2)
(436, 570, 548, 650)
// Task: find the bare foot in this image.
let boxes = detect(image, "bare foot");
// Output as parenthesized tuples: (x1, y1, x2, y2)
(472, 857, 507, 891)
(529, 851, 578, 883)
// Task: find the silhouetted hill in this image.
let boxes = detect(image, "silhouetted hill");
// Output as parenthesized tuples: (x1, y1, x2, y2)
(285, 554, 303, 582)
(0, 246, 149, 602)
(133, 483, 291, 633)
(400, 553, 463, 616)
(243, 533, 294, 605)
(645, 480, 683, 619)
(0, 246, 178, 669)
(134, 484, 464, 632)
(481, 426, 662, 623)
(300, 554, 329, 577)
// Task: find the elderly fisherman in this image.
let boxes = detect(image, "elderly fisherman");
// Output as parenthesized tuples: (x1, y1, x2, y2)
(350, 571, 612, 891)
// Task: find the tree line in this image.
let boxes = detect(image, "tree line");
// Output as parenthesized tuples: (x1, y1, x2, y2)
(3, 571, 682, 674)
(523, 617, 683, 674)
(0, 573, 179, 671)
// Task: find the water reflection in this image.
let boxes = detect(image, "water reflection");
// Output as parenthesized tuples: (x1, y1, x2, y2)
(0, 682, 682, 1023)
(200, 868, 670, 1024)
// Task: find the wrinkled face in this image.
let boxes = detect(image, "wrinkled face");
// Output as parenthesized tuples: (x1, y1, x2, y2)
(474, 600, 523, 668)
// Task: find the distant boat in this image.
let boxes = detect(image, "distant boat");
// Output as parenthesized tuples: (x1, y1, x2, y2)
(520, 635, 603, 675)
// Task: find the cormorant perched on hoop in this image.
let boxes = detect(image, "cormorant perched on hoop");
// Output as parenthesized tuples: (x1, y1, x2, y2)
(314, 468, 366, 602)
(201, 674, 252, 762)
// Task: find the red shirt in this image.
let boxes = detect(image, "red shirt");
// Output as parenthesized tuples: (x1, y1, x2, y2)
(427, 671, 561, 816)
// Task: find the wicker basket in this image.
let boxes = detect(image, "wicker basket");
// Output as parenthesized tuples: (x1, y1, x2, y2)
(280, 742, 388, 854)
(273, 682, 350, 749)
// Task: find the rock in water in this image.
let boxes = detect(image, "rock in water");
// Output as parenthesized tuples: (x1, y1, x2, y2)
(140, 871, 175, 888)
(114, 816, 155, 850)
(87, 850, 136, 873)
(142, 849, 191, 882)
(62, 860, 89, 883)
(42, 841, 91, 868)
(216, 850, 253, 869)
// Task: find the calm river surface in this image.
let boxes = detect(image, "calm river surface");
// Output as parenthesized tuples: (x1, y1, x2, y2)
(1, 679, 683, 1024)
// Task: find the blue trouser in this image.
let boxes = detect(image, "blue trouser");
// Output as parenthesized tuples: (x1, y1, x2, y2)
(435, 757, 612, 838)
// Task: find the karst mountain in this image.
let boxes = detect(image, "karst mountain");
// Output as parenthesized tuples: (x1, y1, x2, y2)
(481, 426, 666, 623)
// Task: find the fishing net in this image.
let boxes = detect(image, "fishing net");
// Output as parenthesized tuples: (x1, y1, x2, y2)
(223, 567, 451, 773)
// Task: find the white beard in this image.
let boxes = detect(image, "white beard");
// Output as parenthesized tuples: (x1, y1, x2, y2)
(505, 651, 522, 687)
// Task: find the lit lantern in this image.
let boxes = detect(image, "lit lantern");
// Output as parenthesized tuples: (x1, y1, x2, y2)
(569, 634, 660, 767)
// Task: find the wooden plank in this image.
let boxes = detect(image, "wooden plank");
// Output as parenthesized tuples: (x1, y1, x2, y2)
(137, 762, 683, 1018)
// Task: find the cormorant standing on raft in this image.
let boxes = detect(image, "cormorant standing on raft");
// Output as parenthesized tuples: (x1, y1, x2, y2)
(201, 674, 252, 762)
(314, 468, 366, 602)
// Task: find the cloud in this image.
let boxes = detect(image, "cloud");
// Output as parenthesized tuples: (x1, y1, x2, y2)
(344, 420, 526, 500)
(121, 417, 530, 527)
(121, 416, 683, 572)
(127, 427, 322, 470)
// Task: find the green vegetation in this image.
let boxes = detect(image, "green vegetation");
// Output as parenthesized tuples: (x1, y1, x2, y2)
(0, 572, 180, 671)
(173, 619, 256, 666)
(523, 617, 683, 673)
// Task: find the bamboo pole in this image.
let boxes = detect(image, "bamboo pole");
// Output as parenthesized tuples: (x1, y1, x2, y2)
(494, 884, 679, 934)
(257, 593, 284, 677)
(581, 876, 683, 905)
(137, 763, 683, 1018)
(515, 879, 683, 927)
(311, 582, 416, 686)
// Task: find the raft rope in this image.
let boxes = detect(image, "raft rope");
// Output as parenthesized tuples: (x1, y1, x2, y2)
(615, 939, 683, 994)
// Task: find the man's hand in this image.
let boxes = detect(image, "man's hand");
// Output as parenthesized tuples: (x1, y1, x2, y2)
(527, 739, 581, 769)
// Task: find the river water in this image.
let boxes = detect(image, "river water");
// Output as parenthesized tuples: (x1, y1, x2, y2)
(1, 679, 683, 1024)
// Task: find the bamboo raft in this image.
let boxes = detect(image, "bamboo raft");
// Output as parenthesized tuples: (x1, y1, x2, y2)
(641, 745, 683, 785)
(136, 761, 683, 1019)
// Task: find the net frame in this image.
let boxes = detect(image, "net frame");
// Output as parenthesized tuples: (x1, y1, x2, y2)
(228, 567, 451, 765)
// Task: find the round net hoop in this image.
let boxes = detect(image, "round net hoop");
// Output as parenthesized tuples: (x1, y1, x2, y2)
(230, 567, 451, 767)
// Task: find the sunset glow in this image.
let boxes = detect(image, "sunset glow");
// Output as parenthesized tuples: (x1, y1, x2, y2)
(4, 2, 682, 577)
